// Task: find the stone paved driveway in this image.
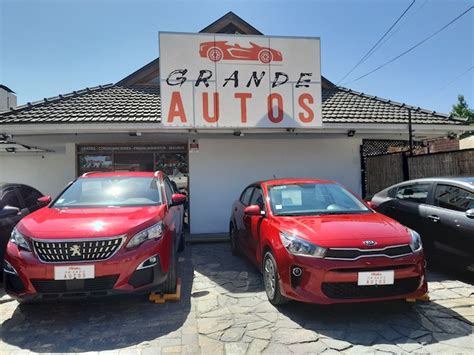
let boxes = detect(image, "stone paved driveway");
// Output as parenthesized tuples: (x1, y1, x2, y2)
(0, 242, 473, 354)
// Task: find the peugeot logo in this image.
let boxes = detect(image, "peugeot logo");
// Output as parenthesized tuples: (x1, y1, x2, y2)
(70, 245, 82, 256)
(363, 240, 377, 247)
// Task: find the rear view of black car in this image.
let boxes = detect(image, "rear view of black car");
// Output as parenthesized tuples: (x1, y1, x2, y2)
(0, 183, 45, 264)
(371, 177, 474, 272)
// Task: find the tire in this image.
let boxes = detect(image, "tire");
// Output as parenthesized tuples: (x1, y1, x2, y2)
(259, 50, 272, 64)
(229, 223, 240, 256)
(207, 47, 223, 62)
(163, 240, 177, 294)
(263, 251, 288, 305)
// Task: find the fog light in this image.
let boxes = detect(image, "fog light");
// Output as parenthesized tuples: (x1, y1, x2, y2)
(137, 255, 159, 270)
(292, 266, 303, 277)
(3, 260, 17, 274)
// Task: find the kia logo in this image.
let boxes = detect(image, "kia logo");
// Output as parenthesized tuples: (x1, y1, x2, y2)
(363, 240, 377, 247)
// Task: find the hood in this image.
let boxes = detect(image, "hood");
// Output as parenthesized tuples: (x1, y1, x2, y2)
(17, 205, 165, 240)
(274, 212, 411, 249)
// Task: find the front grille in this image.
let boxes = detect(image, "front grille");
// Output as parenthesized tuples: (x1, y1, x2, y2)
(325, 245, 413, 260)
(32, 237, 123, 263)
(322, 277, 420, 299)
(32, 275, 119, 293)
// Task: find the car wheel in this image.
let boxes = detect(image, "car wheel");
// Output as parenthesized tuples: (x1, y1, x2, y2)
(263, 252, 288, 305)
(230, 223, 239, 256)
(259, 50, 272, 64)
(163, 241, 177, 294)
(207, 47, 223, 62)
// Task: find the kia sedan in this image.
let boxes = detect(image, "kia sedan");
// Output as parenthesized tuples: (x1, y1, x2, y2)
(230, 179, 428, 305)
(3, 171, 186, 302)
(371, 177, 474, 271)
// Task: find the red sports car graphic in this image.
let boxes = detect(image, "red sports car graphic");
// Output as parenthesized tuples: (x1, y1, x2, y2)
(199, 41, 283, 64)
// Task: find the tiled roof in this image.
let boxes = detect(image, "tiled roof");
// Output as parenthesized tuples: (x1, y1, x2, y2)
(0, 85, 161, 124)
(0, 84, 465, 125)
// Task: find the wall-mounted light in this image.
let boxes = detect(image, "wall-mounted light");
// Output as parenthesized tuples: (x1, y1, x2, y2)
(234, 131, 244, 137)
(5, 147, 16, 153)
(347, 130, 356, 137)
(128, 132, 142, 137)
(286, 128, 295, 133)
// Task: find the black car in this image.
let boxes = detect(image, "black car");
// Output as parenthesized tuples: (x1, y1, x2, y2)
(371, 177, 474, 271)
(0, 183, 45, 263)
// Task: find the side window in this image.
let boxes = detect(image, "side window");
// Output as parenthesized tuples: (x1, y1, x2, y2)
(164, 179, 174, 204)
(20, 187, 42, 208)
(1, 190, 22, 209)
(396, 184, 431, 204)
(250, 187, 265, 210)
(240, 187, 254, 206)
(434, 185, 474, 212)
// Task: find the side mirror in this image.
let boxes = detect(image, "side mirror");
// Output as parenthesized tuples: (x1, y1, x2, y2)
(170, 193, 186, 207)
(37, 196, 52, 206)
(466, 209, 474, 219)
(244, 205, 264, 216)
(0, 205, 20, 218)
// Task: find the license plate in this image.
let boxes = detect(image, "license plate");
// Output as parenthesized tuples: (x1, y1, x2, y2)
(358, 270, 394, 286)
(54, 265, 95, 280)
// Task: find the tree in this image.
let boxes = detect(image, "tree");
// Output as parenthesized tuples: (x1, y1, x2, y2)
(451, 95, 474, 124)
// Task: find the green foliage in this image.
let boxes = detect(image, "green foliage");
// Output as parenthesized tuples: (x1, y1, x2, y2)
(452, 95, 474, 124)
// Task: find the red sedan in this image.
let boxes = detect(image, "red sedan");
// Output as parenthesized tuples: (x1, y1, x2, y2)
(199, 41, 283, 64)
(3, 171, 186, 302)
(230, 179, 428, 305)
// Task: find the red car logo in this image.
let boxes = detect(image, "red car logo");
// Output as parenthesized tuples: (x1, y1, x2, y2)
(199, 41, 283, 64)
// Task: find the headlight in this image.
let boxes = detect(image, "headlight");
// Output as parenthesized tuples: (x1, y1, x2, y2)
(10, 228, 31, 251)
(408, 229, 422, 252)
(279, 231, 326, 258)
(126, 222, 163, 249)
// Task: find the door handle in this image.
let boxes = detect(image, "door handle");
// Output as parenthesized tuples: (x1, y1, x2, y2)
(428, 215, 440, 222)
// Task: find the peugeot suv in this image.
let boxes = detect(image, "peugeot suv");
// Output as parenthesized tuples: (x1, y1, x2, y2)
(230, 179, 428, 305)
(3, 171, 186, 302)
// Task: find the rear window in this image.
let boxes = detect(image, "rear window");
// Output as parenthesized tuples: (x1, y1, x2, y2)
(53, 177, 162, 208)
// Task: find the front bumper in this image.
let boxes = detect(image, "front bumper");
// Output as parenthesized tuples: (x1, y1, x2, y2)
(4, 236, 171, 302)
(276, 249, 428, 304)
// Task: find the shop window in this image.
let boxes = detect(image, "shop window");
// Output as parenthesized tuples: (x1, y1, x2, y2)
(78, 155, 113, 175)
(114, 153, 154, 172)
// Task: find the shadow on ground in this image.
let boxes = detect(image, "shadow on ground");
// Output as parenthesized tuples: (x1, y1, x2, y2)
(0, 247, 194, 353)
(194, 242, 473, 351)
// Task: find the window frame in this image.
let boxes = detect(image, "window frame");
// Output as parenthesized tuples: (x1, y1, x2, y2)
(240, 186, 255, 206)
(249, 186, 266, 212)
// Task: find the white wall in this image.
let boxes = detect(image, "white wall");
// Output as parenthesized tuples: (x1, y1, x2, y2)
(0, 88, 17, 112)
(189, 137, 362, 234)
(0, 143, 76, 197)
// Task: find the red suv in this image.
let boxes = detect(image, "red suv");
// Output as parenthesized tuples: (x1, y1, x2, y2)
(3, 171, 186, 302)
(230, 179, 428, 305)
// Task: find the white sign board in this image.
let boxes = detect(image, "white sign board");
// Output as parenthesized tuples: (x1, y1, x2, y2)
(159, 32, 322, 128)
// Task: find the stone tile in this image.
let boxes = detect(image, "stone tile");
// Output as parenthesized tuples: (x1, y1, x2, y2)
(320, 338, 352, 351)
(273, 328, 319, 345)
(220, 328, 245, 342)
(224, 342, 248, 354)
(247, 339, 269, 354)
(246, 329, 272, 340)
(288, 341, 327, 354)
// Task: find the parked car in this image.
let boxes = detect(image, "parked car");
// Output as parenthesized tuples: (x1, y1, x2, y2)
(230, 179, 427, 305)
(371, 177, 474, 271)
(3, 171, 186, 302)
(0, 183, 45, 264)
(199, 41, 283, 63)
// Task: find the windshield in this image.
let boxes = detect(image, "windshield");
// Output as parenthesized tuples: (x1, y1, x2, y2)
(53, 177, 162, 208)
(268, 183, 370, 216)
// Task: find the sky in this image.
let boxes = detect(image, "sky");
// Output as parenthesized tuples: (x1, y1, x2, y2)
(0, 0, 472, 114)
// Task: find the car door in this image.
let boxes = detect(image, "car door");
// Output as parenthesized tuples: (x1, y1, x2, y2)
(244, 186, 266, 264)
(0, 188, 24, 261)
(422, 183, 474, 264)
(390, 182, 433, 235)
(234, 186, 254, 254)
(18, 186, 43, 214)
(163, 178, 180, 249)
